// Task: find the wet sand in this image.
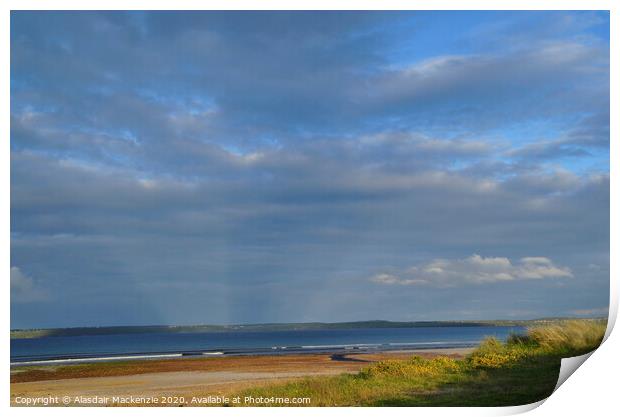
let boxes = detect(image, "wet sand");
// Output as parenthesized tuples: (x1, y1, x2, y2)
(11, 348, 472, 406)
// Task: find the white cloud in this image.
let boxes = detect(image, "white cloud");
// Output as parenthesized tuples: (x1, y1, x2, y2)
(371, 254, 573, 287)
(11, 267, 49, 303)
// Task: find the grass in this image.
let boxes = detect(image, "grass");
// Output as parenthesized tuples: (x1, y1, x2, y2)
(233, 319, 607, 407)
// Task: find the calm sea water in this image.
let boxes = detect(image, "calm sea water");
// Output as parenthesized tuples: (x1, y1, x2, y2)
(11, 326, 524, 365)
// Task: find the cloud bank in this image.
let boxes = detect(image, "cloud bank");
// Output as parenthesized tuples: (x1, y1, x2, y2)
(371, 255, 573, 287)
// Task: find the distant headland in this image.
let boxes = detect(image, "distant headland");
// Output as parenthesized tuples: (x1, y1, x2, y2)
(10, 318, 603, 339)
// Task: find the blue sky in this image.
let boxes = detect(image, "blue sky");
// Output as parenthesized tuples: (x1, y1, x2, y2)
(10, 11, 609, 328)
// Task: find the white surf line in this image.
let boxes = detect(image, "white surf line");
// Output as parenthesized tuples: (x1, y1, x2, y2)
(300, 344, 382, 349)
(387, 341, 478, 346)
(299, 341, 478, 349)
(11, 353, 183, 366)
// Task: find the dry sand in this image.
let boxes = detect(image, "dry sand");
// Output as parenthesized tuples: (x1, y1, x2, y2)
(11, 348, 473, 406)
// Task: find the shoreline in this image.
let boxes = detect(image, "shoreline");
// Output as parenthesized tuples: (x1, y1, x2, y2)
(11, 343, 479, 367)
(11, 347, 473, 377)
(11, 347, 473, 406)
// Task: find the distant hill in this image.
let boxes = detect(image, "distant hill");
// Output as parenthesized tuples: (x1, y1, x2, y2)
(11, 318, 604, 339)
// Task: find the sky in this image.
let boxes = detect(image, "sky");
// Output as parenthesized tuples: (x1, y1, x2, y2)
(10, 11, 610, 328)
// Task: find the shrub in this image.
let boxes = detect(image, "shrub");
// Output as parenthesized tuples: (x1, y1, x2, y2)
(358, 356, 461, 379)
(468, 349, 529, 369)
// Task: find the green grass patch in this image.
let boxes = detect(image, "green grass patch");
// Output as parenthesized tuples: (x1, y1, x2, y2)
(232, 319, 606, 407)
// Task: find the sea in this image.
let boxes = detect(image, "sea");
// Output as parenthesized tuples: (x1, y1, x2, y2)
(11, 325, 524, 366)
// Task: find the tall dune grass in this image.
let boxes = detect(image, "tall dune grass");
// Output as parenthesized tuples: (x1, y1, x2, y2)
(525, 320, 607, 355)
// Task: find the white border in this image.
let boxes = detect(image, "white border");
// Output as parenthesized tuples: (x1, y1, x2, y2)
(3, 2, 617, 416)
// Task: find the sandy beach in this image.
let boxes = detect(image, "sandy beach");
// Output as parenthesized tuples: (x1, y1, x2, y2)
(11, 348, 472, 406)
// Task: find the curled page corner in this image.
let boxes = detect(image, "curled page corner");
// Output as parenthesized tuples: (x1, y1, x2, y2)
(549, 311, 615, 399)
(553, 351, 595, 392)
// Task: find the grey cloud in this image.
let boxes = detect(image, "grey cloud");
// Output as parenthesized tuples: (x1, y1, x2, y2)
(11, 11, 609, 144)
(507, 112, 610, 163)
(10, 267, 49, 303)
(357, 41, 608, 131)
